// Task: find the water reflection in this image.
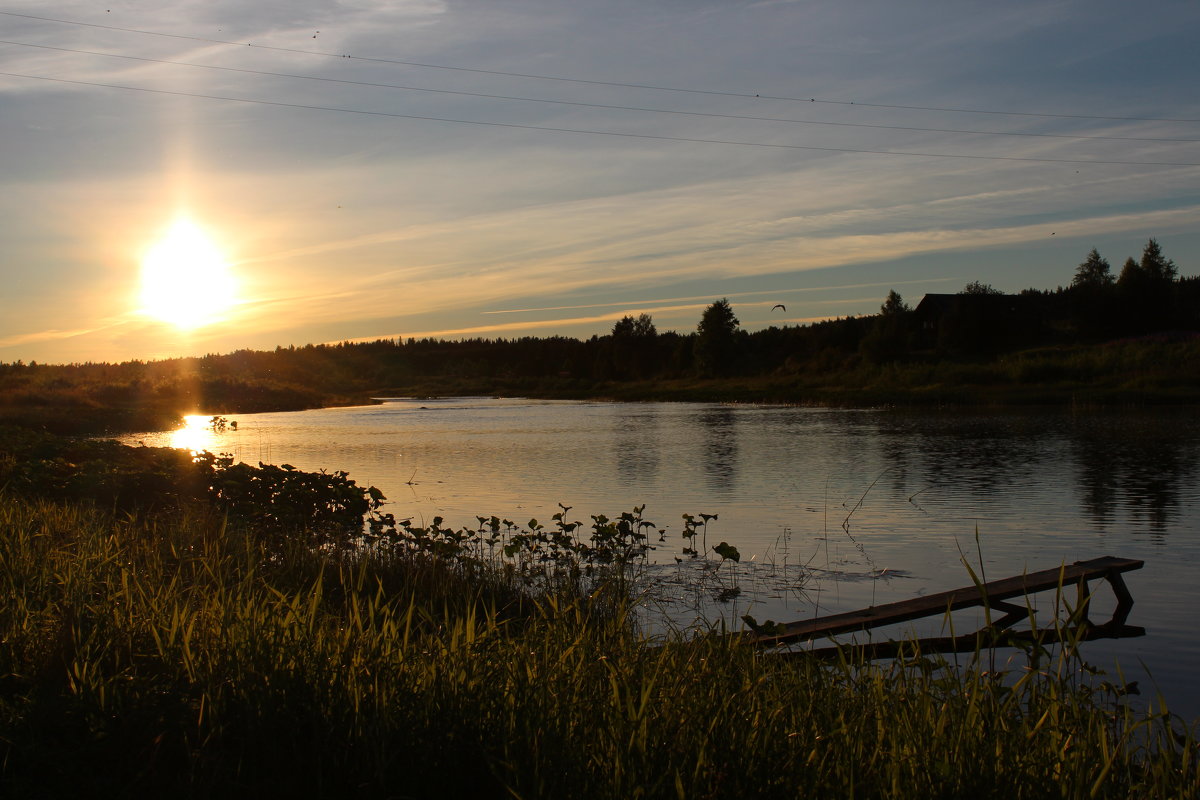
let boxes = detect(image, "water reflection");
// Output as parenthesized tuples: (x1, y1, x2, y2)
(901, 415, 1055, 500)
(867, 410, 1200, 534)
(874, 421, 914, 500)
(1069, 414, 1200, 534)
(145, 405, 1200, 536)
(698, 407, 739, 493)
(169, 415, 221, 453)
(612, 408, 661, 487)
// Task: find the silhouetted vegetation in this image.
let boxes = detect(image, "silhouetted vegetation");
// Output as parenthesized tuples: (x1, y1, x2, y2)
(2, 239, 1197, 433)
(0, 426, 382, 539)
(694, 297, 742, 378)
(2, 435, 1198, 797)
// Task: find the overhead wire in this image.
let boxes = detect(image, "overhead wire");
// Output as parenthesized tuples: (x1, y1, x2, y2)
(4, 69, 1198, 167)
(2, 38, 1197, 145)
(2, 8, 1198, 124)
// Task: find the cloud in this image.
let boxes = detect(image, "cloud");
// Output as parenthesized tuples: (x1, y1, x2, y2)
(236, 189, 1200, 332)
(0, 310, 142, 350)
(334, 302, 712, 343)
(0, 325, 112, 349)
(3, 1, 1200, 364)
(481, 277, 954, 315)
(335, 295, 867, 344)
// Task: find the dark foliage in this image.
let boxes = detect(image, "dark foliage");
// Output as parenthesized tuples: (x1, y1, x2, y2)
(693, 299, 742, 377)
(0, 427, 382, 536)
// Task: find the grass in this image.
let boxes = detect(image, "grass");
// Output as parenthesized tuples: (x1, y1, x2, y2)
(2, 490, 1198, 798)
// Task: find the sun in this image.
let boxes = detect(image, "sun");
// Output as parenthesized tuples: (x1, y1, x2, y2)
(139, 218, 237, 329)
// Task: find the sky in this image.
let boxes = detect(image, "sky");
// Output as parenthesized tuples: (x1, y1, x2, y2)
(2, 0, 1199, 365)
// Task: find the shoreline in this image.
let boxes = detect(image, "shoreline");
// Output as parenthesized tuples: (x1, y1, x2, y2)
(5, 380, 1200, 437)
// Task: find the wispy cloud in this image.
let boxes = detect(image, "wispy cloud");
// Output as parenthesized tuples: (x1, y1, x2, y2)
(0, 312, 138, 350)
(0, 325, 110, 349)
(334, 303, 713, 344)
(481, 277, 954, 315)
(241, 198, 1200, 331)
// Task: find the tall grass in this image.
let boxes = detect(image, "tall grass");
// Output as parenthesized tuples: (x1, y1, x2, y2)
(1, 494, 1197, 798)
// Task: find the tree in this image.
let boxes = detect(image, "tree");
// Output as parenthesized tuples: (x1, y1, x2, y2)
(1117, 256, 1141, 287)
(609, 313, 658, 379)
(611, 315, 636, 338)
(1139, 238, 1177, 282)
(960, 280, 1003, 295)
(880, 290, 910, 315)
(1072, 248, 1114, 289)
(1069, 249, 1116, 338)
(1117, 240, 1179, 334)
(694, 299, 740, 377)
(612, 313, 656, 339)
(862, 291, 912, 363)
(632, 313, 657, 338)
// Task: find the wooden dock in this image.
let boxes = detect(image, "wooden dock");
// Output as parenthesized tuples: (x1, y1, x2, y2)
(747, 556, 1144, 655)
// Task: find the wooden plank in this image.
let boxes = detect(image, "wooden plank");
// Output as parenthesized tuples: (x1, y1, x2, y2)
(750, 556, 1142, 647)
(787, 621, 1147, 661)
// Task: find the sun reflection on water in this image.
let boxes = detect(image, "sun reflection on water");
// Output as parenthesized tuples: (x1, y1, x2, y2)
(170, 415, 220, 454)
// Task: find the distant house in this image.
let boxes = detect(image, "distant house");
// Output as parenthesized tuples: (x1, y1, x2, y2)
(914, 293, 1041, 353)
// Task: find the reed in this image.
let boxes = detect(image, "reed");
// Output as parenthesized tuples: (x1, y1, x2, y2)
(1, 493, 1197, 798)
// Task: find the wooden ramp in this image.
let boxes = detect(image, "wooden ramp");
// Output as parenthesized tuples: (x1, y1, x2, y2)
(747, 556, 1144, 655)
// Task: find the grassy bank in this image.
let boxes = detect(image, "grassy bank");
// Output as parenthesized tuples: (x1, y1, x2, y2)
(2, 484, 1198, 797)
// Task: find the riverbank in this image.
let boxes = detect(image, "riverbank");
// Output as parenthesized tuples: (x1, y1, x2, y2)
(3, 334, 1197, 436)
(1, 471, 1197, 797)
(386, 336, 1200, 407)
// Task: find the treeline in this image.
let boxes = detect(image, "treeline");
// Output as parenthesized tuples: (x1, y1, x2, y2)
(906, 238, 1200, 358)
(1, 238, 1197, 432)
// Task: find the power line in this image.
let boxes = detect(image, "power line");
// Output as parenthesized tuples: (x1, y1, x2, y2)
(5, 69, 1199, 167)
(4, 39, 1197, 145)
(2, 9, 1198, 125)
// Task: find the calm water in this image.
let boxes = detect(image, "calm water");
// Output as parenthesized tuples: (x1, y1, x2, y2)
(122, 399, 1200, 719)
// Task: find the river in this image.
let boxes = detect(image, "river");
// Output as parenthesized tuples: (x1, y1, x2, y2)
(120, 398, 1200, 720)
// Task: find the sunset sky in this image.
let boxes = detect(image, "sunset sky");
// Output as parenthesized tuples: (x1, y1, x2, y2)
(2, 0, 1198, 364)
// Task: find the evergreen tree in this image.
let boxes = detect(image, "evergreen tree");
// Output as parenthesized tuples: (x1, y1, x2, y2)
(1117, 256, 1141, 287)
(1117, 240, 1178, 334)
(1072, 248, 1114, 288)
(1139, 238, 1177, 282)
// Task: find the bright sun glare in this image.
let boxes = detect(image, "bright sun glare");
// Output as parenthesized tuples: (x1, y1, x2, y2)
(140, 218, 237, 329)
(170, 414, 220, 453)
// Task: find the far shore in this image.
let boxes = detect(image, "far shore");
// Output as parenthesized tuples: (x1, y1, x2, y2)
(3, 333, 1198, 436)
(6, 378, 1199, 439)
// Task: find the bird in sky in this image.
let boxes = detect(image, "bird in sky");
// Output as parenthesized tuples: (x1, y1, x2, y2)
(771, 304, 786, 312)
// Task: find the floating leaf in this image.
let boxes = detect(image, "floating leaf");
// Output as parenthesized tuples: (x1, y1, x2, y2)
(713, 541, 740, 562)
